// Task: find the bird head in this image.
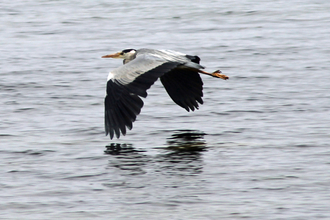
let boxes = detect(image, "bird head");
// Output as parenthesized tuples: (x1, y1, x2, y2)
(102, 49, 136, 59)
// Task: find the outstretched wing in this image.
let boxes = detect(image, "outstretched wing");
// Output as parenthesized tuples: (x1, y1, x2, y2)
(160, 68, 203, 112)
(105, 54, 181, 139)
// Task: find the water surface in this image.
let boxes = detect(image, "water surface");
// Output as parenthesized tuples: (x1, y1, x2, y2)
(1, 0, 330, 219)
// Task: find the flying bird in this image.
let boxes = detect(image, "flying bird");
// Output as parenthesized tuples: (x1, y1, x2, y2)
(102, 48, 228, 139)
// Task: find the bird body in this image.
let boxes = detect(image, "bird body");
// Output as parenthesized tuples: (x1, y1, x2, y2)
(102, 48, 228, 139)
(106, 49, 203, 81)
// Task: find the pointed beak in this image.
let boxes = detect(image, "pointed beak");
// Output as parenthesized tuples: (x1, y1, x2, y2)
(101, 52, 121, 58)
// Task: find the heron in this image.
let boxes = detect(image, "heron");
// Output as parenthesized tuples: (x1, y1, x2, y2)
(102, 48, 228, 139)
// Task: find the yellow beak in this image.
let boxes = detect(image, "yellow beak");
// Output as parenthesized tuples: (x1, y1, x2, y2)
(101, 52, 121, 58)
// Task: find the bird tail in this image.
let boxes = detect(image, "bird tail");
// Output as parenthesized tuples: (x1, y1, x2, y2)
(185, 62, 205, 70)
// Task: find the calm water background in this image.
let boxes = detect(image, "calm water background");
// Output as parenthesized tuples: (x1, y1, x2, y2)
(1, 0, 330, 219)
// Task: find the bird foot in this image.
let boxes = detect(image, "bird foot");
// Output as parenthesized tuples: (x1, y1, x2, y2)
(211, 70, 229, 80)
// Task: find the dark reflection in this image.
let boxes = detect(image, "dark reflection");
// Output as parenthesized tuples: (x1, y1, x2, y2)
(155, 130, 207, 176)
(104, 130, 207, 176)
(104, 143, 137, 155)
(104, 143, 150, 175)
(165, 129, 207, 151)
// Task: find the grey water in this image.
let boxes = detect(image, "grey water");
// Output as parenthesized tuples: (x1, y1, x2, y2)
(1, 0, 330, 219)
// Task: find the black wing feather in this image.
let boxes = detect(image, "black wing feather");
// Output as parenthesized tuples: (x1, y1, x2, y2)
(186, 55, 201, 64)
(160, 68, 204, 112)
(105, 62, 180, 139)
(105, 80, 144, 139)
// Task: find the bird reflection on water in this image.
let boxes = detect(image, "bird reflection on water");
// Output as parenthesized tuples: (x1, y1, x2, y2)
(104, 130, 207, 176)
(104, 143, 140, 155)
(105, 143, 150, 175)
(104, 130, 207, 154)
(155, 130, 207, 175)
(164, 129, 207, 152)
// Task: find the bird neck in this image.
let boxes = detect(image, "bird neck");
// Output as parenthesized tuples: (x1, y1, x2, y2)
(123, 59, 131, 64)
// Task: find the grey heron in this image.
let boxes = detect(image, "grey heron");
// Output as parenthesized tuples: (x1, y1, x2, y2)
(102, 48, 228, 139)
